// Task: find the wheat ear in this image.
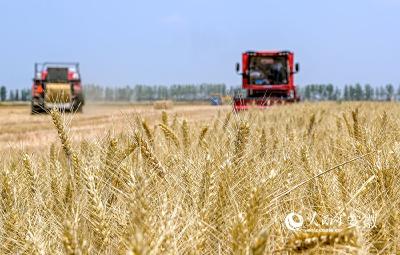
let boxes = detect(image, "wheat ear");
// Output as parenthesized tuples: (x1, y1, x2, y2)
(159, 123, 180, 148)
(134, 132, 166, 178)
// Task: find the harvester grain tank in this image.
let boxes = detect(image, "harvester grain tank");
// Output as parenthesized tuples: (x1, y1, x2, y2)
(234, 50, 300, 111)
(31, 62, 84, 114)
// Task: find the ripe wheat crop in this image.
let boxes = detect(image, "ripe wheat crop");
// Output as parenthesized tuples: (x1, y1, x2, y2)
(0, 102, 399, 254)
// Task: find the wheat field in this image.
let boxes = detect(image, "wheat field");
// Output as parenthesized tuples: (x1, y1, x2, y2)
(0, 102, 399, 254)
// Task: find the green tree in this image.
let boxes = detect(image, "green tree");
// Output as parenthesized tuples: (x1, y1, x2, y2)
(344, 85, 350, 100)
(386, 84, 394, 101)
(379, 86, 386, 101)
(364, 84, 373, 100)
(375, 87, 381, 100)
(354, 83, 363, 101)
(9, 90, 15, 101)
(0, 86, 6, 101)
(105, 87, 115, 101)
(396, 84, 400, 101)
(326, 84, 334, 100)
(304, 85, 311, 100)
(21, 89, 29, 101)
(333, 87, 341, 100)
(15, 89, 19, 101)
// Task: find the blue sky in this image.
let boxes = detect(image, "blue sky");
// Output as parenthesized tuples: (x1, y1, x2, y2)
(0, 0, 399, 89)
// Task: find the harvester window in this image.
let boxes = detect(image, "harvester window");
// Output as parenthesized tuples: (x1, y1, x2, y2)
(249, 56, 288, 85)
(46, 68, 69, 83)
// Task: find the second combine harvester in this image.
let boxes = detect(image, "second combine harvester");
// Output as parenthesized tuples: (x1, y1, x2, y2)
(234, 50, 300, 111)
(31, 62, 85, 114)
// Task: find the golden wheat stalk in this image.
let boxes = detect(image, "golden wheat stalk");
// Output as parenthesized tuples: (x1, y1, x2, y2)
(198, 125, 209, 150)
(142, 119, 154, 146)
(284, 227, 358, 253)
(181, 119, 190, 152)
(84, 169, 111, 251)
(134, 131, 166, 178)
(0, 169, 20, 254)
(62, 219, 87, 255)
(162, 110, 169, 126)
(259, 128, 266, 157)
(171, 113, 178, 130)
(159, 123, 180, 148)
(50, 108, 73, 158)
(222, 111, 232, 130)
(22, 154, 37, 196)
(233, 121, 250, 165)
(251, 229, 269, 255)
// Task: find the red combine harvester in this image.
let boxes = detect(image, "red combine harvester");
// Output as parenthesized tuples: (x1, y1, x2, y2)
(234, 50, 300, 111)
(31, 62, 85, 114)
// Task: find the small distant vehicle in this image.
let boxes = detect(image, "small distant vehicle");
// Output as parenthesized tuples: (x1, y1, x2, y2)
(31, 62, 84, 114)
(210, 93, 223, 105)
(234, 50, 300, 111)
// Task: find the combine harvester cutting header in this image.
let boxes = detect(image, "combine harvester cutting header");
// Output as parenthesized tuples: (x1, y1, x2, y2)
(234, 50, 300, 111)
(31, 62, 85, 114)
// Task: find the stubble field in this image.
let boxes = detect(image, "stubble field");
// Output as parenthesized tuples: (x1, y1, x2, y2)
(0, 102, 399, 254)
(0, 103, 224, 153)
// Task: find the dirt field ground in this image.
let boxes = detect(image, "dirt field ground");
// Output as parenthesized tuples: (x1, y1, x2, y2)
(0, 103, 229, 152)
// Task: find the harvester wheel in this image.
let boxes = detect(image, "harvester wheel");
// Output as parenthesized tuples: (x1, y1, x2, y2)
(76, 105, 83, 113)
(71, 101, 83, 113)
(31, 105, 41, 114)
(72, 94, 84, 113)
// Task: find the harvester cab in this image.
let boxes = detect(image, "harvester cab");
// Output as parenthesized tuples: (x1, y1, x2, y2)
(31, 62, 84, 114)
(234, 51, 300, 111)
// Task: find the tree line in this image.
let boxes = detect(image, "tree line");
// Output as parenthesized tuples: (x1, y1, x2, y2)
(0, 84, 228, 102)
(299, 84, 400, 101)
(0, 83, 400, 102)
(0, 86, 31, 101)
(83, 83, 228, 101)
